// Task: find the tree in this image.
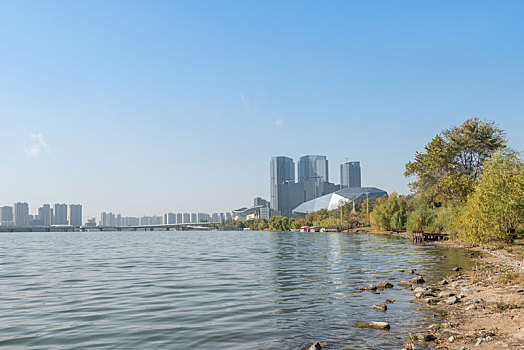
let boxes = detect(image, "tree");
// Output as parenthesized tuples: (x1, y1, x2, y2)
(456, 151, 524, 244)
(257, 219, 268, 231)
(370, 193, 408, 231)
(268, 216, 290, 231)
(291, 219, 304, 229)
(405, 118, 506, 206)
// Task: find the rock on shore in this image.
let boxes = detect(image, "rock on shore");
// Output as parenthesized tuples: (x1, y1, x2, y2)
(355, 321, 391, 330)
(371, 303, 387, 311)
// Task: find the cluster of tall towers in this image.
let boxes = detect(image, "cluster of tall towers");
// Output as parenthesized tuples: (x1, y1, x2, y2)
(270, 155, 361, 217)
(0, 203, 82, 227)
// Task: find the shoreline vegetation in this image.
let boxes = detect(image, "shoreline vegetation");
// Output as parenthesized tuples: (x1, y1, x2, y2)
(225, 118, 523, 349)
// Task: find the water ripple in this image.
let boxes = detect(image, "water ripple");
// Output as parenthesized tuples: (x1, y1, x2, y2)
(0, 231, 475, 349)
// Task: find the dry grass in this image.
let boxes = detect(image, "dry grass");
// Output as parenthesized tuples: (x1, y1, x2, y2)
(496, 272, 524, 286)
(469, 264, 489, 284)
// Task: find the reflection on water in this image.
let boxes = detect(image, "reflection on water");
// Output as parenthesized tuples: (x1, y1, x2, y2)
(0, 231, 474, 349)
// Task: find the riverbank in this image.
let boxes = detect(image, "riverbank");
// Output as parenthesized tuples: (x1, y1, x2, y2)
(406, 249, 524, 349)
(347, 229, 524, 349)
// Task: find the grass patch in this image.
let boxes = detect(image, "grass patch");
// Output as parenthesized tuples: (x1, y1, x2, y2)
(497, 272, 524, 286)
(493, 300, 524, 312)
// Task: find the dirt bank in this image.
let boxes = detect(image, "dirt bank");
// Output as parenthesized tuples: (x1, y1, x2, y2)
(407, 242, 524, 349)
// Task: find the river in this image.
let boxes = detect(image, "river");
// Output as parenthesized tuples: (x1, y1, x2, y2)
(0, 230, 475, 349)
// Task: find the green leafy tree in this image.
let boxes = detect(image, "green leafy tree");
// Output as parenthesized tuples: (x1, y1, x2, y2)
(456, 151, 524, 243)
(405, 118, 507, 206)
(291, 219, 304, 229)
(406, 201, 439, 232)
(370, 193, 408, 230)
(268, 216, 290, 231)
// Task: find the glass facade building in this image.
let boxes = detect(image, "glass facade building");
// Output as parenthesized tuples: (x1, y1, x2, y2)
(297, 155, 328, 183)
(340, 161, 361, 188)
(270, 156, 295, 215)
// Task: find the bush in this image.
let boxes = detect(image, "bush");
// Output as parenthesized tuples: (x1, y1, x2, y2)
(456, 151, 524, 244)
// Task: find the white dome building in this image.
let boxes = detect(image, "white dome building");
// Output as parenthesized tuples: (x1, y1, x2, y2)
(292, 187, 388, 215)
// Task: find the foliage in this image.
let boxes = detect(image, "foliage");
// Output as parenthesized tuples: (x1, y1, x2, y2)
(304, 208, 342, 227)
(405, 118, 507, 206)
(456, 151, 524, 244)
(291, 219, 305, 229)
(370, 193, 409, 231)
(268, 216, 294, 231)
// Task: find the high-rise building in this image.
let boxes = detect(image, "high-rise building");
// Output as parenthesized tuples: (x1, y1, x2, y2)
(86, 217, 97, 227)
(297, 155, 329, 183)
(115, 214, 122, 227)
(38, 204, 52, 226)
(183, 213, 190, 223)
(53, 203, 68, 225)
(164, 213, 176, 224)
(270, 155, 340, 217)
(69, 204, 82, 226)
(254, 197, 269, 207)
(211, 213, 219, 223)
(122, 217, 139, 226)
(340, 161, 361, 188)
(190, 213, 197, 223)
(270, 156, 295, 215)
(197, 213, 210, 223)
(176, 213, 182, 224)
(219, 213, 226, 223)
(0, 206, 13, 225)
(140, 216, 152, 225)
(100, 212, 116, 226)
(13, 202, 29, 226)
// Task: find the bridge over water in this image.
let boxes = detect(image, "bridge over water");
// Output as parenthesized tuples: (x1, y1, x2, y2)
(0, 223, 218, 233)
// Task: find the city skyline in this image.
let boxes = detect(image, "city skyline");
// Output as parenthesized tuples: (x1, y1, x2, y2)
(0, 199, 234, 227)
(1, 1, 523, 218)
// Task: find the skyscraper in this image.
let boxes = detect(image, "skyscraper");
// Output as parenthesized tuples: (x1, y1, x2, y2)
(340, 161, 361, 188)
(13, 202, 29, 226)
(270, 156, 295, 215)
(164, 213, 176, 224)
(0, 206, 13, 225)
(38, 204, 52, 226)
(53, 203, 68, 225)
(100, 212, 116, 226)
(69, 204, 82, 226)
(297, 155, 328, 183)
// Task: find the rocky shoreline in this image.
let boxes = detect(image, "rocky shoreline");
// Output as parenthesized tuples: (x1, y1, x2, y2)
(405, 242, 524, 349)
(381, 232, 524, 349)
(306, 231, 524, 350)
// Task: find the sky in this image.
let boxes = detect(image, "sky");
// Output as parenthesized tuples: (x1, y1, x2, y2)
(1, 0, 523, 219)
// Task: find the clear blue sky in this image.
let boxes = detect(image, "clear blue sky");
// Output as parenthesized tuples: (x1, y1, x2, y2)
(1, 1, 523, 219)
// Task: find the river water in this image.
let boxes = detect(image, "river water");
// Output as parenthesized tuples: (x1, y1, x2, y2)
(0, 231, 475, 349)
